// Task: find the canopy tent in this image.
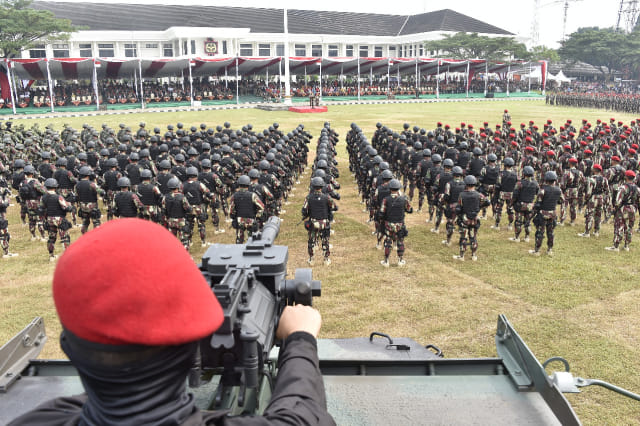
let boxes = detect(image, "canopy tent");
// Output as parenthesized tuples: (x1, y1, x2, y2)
(1, 57, 544, 113)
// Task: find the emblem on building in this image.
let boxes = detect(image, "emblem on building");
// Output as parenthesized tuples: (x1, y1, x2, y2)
(204, 38, 218, 56)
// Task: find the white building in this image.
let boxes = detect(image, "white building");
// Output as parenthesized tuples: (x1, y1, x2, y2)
(28, 2, 516, 60)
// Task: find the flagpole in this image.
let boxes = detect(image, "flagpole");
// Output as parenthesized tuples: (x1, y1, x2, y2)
(5, 60, 17, 115)
(235, 56, 239, 105)
(466, 61, 470, 98)
(506, 63, 511, 97)
(528, 62, 532, 94)
(436, 60, 440, 100)
(484, 61, 488, 96)
(93, 59, 100, 111)
(318, 59, 322, 103)
(357, 58, 361, 102)
(46, 59, 54, 113)
(283, 7, 292, 105)
(386, 58, 390, 96)
(189, 57, 194, 107)
(139, 59, 144, 109)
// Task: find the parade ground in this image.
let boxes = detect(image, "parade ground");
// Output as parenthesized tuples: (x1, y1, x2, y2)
(1, 99, 638, 424)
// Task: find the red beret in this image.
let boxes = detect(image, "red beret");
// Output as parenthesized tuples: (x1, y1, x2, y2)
(480, 132, 487, 138)
(507, 121, 512, 125)
(53, 219, 224, 345)
(599, 131, 605, 135)
(621, 134, 627, 139)
(511, 141, 518, 146)
(445, 124, 450, 129)
(625, 170, 636, 178)
(494, 136, 501, 141)
(618, 121, 623, 126)
(483, 121, 488, 125)
(461, 122, 466, 126)
(468, 124, 474, 128)
(547, 119, 552, 124)
(610, 139, 617, 144)
(597, 119, 602, 123)
(629, 148, 637, 155)
(525, 146, 534, 152)
(569, 132, 575, 137)
(612, 155, 621, 162)
(496, 124, 501, 128)
(593, 164, 602, 171)
(520, 123, 526, 127)
(586, 136, 593, 141)
(564, 144, 571, 150)
(437, 122, 442, 126)
(560, 126, 565, 131)
(509, 133, 516, 138)
(543, 140, 550, 146)
(469, 130, 474, 135)
(567, 119, 572, 123)
(542, 132, 548, 137)
(525, 136, 532, 142)
(602, 144, 610, 149)
(632, 144, 639, 149)
(610, 118, 616, 121)
(526, 130, 532, 135)
(504, 109, 508, 113)
(569, 157, 578, 164)
(546, 150, 555, 156)
(580, 140, 587, 146)
(584, 149, 592, 155)
(529, 120, 534, 124)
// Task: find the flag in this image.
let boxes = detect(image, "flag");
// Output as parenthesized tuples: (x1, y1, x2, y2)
(0, 61, 11, 100)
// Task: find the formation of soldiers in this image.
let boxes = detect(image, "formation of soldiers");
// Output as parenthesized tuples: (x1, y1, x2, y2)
(0, 120, 312, 260)
(301, 123, 340, 266)
(348, 113, 640, 261)
(549, 91, 640, 114)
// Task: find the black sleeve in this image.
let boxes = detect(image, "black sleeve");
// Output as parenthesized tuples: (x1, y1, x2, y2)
(221, 332, 335, 426)
(8, 394, 86, 426)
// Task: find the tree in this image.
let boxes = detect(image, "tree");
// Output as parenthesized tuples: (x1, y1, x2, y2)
(0, 0, 79, 58)
(424, 32, 530, 61)
(558, 27, 640, 79)
(528, 45, 559, 62)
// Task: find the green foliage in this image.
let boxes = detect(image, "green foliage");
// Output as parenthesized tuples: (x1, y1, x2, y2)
(424, 32, 530, 61)
(528, 45, 560, 62)
(0, 0, 79, 58)
(559, 27, 640, 79)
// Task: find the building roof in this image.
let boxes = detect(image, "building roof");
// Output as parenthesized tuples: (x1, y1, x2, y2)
(31, 1, 513, 36)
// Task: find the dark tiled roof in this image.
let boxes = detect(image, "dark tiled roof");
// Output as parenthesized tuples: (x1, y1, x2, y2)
(401, 9, 513, 36)
(32, 1, 512, 36)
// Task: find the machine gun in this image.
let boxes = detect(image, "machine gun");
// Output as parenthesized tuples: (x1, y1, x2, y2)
(196, 216, 321, 414)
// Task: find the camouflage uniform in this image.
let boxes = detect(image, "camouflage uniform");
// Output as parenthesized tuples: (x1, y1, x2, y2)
(379, 191, 412, 265)
(301, 188, 337, 263)
(20, 177, 47, 240)
(229, 187, 265, 244)
(582, 173, 609, 237)
(0, 187, 13, 256)
(40, 190, 73, 258)
(162, 190, 193, 250)
(610, 181, 640, 250)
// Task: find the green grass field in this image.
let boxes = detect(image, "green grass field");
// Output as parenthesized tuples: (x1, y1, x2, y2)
(1, 100, 639, 425)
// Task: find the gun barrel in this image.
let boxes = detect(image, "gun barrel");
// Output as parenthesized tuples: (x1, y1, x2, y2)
(253, 216, 280, 246)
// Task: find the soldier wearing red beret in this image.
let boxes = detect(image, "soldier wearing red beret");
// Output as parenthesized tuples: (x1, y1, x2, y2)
(579, 164, 609, 238)
(9, 219, 334, 425)
(606, 170, 640, 251)
(559, 157, 583, 226)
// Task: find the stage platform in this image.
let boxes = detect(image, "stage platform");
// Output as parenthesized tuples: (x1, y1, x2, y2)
(289, 106, 328, 113)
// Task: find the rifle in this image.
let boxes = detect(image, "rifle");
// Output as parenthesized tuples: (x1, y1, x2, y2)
(197, 216, 321, 414)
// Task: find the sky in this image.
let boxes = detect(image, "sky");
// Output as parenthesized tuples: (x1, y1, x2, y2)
(47, 0, 625, 48)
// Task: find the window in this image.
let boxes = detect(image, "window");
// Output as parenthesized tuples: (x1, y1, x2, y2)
(182, 41, 187, 55)
(79, 43, 92, 57)
(388, 45, 397, 57)
(98, 43, 114, 57)
(374, 46, 383, 58)
(259, 43, 270, 56)
(359, 45, 368, 58)
(346, 44, 354, 56)
(190, 40, 196, 55)
(409, 45, 413, 57)
(240, 43, 253, 56)
(222, 40, 228, 55)
(29, 44, 46, 58)
(311, 44, 322, 56)
(294, 44, 306, 56)
(328, 44, 338, 57)
(52, 43, 69, 58)
(124, 43, 137, 58)
(163, 43, 173, 57)
(276, 43, 284, 56)
(145, 43, 158, 49)
(419, 46, 424, 57)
